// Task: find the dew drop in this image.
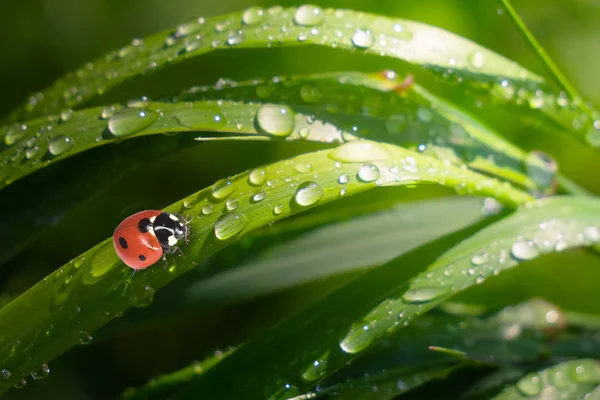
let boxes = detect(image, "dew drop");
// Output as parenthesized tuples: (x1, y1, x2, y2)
(511, 239, 539, 261)
(242, 6, 265, 25)
(226, 31, 245, 46)
(294, 5, 324, 26)
(256, 104, 295, 137)
(295, 181, 324, 206)
(251, 190, 266, 203)
(126, 96, 149, 108)
(202, 205, 214, 215)
(329, 141, 390, 162)
(301, 352, 329, 381)
(584, 226, 600, 243)
(1, 369, 10, 380)
(516, 375, 542, 396)
(59, 109, 74, 122)
(25, 146, 39, 160)
(4, 124, 27, 146)
(352, 28, 374, 49)
(417, 107, 433, 122)
(79, 331, 93, 345)
(212, 179, 235, 200)
(402, 286, 446, 302)
(108, 108, 159, 137)
(357, 163, 380, 182)
(468, 51, 485, 69)
(48, 135, 74, 156)
(299, 84, 321, 103)
(339, 322, 376, 354)
(130, 284, 155, 308)
(175, 17, 206, 37)
(214, 212, 248, 240)
(14, 378, 26, 389)
(248, 169, 267, 186)
(470, 252, 489, 266)
(100, 106, 117, 119)
(294, 162, 312, 173)
(338, 174, 349, 184)
(273, 204, 284, 215)
(31, 364, 50, 380)
(226, 198, 239, 211)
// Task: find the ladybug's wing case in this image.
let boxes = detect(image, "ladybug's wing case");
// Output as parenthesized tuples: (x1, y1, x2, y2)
(113, 210, 163, 270)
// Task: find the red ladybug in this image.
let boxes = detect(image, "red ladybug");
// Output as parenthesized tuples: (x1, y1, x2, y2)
(113, 210, 190, 269)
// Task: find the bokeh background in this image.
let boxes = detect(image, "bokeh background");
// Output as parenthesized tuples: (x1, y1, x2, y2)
(1, 1, 600, 398)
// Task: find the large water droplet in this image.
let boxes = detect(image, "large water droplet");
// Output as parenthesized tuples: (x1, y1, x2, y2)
(516, 375, 542, 396)
(352, 28, 374, 48)
(31, 364, 50, 380)
(295, 181, 324, 206)
(339, 322, 376, 354)
(248, 169, 267, 186)
(294, 5, 324, 26)
(108, 108, 158, 137)
(242, 6, 265, 25)
(402, 286, 446, 302)
(511, 239, 539, 261)
(48, 136, 74, 156)
(329, 141, 390, 162)
(131, 284, 155, 308)
(256, 104, 295, 137)
(174, 109, 226, 129)
(357, 163, 380, 182)
(212, 179, 235, 200)
(214, 212, 248, 240)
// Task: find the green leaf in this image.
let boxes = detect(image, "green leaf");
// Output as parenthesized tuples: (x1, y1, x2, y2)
(492, 359, 600, 399)
(4, 7, 593, 145)
(0, 140, 528, 393)
(173, 196, 600, 399)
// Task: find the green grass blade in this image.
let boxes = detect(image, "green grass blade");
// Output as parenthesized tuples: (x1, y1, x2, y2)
(185, 197, 486, 304)
(491, 359, 600, 399)
(173, 196, 600, 399)
(0, 71, 553, 192)
(0, 140, 529, 393)
(4, 7, 593, 146)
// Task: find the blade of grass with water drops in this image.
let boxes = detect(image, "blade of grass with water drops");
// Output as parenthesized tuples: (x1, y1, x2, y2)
(4, 6, 594, 146)
(0, 140, 529, 393)
(491, 359, 600, 399)
(173, 196, 600, 399)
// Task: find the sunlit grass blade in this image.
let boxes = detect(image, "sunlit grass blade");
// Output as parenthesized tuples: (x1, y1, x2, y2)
(4, 7, 594, 146)
(0, 71, 557, 192)
(0, 140, 529, 393)
(174, 196, 600, 399)
(185, 197, 486, 304)
(491, 359, 600, 399)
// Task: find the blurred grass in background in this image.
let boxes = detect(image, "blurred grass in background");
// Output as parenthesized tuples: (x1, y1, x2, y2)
(1, 1, 599, 398)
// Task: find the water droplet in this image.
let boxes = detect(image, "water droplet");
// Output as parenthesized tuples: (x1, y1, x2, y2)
(584, 226, 600, 243)
(126, 96, 149, 108)
(294, 162, 312, 173)
(329, 141, 390, 162)
(273, 204, 284, 215)
(202, 205, 214, 215)
(339, 322, 376, 354)
(252, 190, 266, 203)
(471, 252, 489, 266)
(174, 109, 226, 129)
(14, 378, 26, 389)
(31, 364, 50, 380)
(295, 181, 324, 206)
(417, 107, 433, 122)
(299, 84, 321, 103)
(100, 106, 117, 119)
(301, 352, 330, 381)
(214, 212, 248, 240)
(227, 31, 245, 46)
(338, 174, 349, 184)
(226, 198, 239, 211)
(256, 104, 295, 137)
(468, 52, 485, 69)
(79, 331, 92, 345)
(402, 286, 446, 302)
(59, 109, 74, 122)
(516, 375, 542, 396)
(25, 146, 39, 159)
(175, 16, 206, 37)
(4, 124, 27, 146)
(242, 6, 265, 25)
(294, 5, 324, 26)
(212, 179, 235, 200)
(351, 28, 374, 49)
(393, 23, 403, 33)
(357, 163, 380, 182)
(248, 169, 267, 186)
(1, 369, 10, 380)
(108, 108, 158, 137)
(130, 284, 155, 308)
(511, 239, 539, 261)
(48, 136, 74, 156)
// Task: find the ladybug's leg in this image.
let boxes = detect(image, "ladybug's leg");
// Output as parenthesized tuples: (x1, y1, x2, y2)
(162, 253, 168, 269)
(174, 246, 184, 257)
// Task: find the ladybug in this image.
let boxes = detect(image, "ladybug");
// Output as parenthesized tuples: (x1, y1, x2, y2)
(113, 210, 190, 270)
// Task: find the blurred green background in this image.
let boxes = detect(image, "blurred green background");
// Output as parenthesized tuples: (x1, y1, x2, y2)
(1, 1, 599, 398)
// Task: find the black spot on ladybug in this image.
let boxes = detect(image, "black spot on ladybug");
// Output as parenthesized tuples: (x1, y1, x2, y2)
(139, 254, 146, 261)
(118, 237, 128, 249)
(138, 218, 151, 233)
